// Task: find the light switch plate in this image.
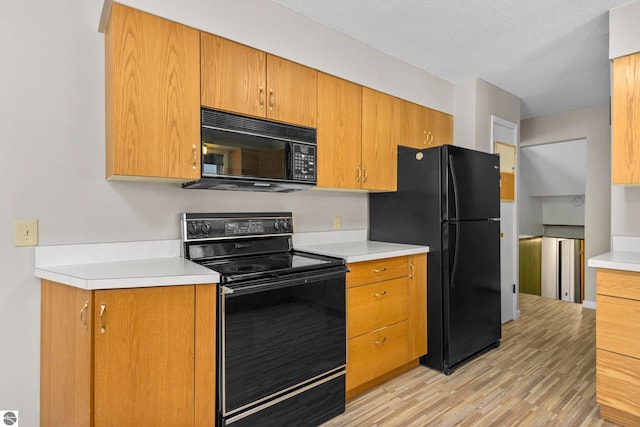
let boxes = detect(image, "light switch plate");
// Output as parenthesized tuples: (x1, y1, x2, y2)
(15, 219, 38, 246)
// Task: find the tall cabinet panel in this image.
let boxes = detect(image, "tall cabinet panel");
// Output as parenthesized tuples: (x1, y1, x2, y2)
(317, 73, 362, 189)
(612, 53, 640, 184)
(361, 88, 398, 191)
(105, 3, 200, 181)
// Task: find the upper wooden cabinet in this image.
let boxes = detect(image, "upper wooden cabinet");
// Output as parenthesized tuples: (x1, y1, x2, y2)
(201, 33, 318, 128)
(612, 53, 640, 184)
(397, 98, 453, 149)
(317, 73, 362, 189)
(361, 88, 398, 191)
(105, 3, 200, 181)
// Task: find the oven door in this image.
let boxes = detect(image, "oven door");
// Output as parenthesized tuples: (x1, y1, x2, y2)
(220, 266, 346, 418)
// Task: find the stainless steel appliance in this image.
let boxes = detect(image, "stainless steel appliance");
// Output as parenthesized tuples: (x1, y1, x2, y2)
(183, 109, 317, 192)
(181, 212, 347, 426)
(369, 145, 501, 375)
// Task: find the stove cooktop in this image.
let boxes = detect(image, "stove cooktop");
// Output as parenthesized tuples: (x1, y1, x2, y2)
(199, 251, 339, 282)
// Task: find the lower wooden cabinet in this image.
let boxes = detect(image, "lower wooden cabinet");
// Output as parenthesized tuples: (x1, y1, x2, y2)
(40, 280, 217, 427)
(346, 253, 427, 398)
(595, 268, 640, 426)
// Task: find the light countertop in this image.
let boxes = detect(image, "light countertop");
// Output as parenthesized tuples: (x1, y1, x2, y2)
(293, 230, 429, 263)
(35, 240, 219, 290)
(588, 235, 640, 273)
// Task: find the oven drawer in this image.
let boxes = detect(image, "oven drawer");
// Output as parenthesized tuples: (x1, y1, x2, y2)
(346, 321, 409, 390)
(347, 256, 409, 288)
(347, 277, 408, 338)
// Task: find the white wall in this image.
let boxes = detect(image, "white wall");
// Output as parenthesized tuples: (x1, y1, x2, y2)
(0, 0, 455, 424)
(520, 104, 611, 305)
(520, 139, 586, 196)
(453, 78, 521, 151)
(541, 196, 586, 226)
(609, 0, 640, 237)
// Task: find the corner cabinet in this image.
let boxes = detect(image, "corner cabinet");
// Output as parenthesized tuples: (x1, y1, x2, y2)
(200, 33, 318, 128)
(40, 281, 217, 427)
(105, 3, 201, 181)
(345, 253, 427, 399)
(397, 98, 453, 150)
(595, 269, 640, 426)
(612, 52, 640, 184)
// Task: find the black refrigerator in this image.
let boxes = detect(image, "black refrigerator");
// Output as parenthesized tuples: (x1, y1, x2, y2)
(370, 145, 501, 374)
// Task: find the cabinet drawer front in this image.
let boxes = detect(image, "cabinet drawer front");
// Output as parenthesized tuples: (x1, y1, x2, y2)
(597, 349, 640, 417)
(597, 269, 640, 300)
(348, 277, 408, 338)
(347, 257, 408, 288)
(346, 321, 409, 391)
(597, 295, 640, 358)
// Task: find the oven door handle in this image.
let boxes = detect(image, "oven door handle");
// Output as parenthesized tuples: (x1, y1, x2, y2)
(223, 266, 348, 297)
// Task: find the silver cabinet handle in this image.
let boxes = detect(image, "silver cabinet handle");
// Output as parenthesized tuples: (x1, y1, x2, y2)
(356, 165, 362, 183)
(373, 337, 387, 347)
(363, 165, 368, 183)
(79, 300, 89, 332)
(191, 144, 197, 170)
(373, 267, 387, 274)
(409, 261, 415, 279)
(99, 302, 106, 334)
(269, 89, 275, 110)
(373, 290, 387, 298)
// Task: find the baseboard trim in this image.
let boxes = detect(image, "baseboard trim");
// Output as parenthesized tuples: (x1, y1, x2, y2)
(583, 300, 596, 310)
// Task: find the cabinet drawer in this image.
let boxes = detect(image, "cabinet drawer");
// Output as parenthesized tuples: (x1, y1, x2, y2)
(348, 277, 408, 338)
(346, 321, 409, 391)
(347, 257, 408, 288)
(597, 269, 640, 301)
(597, 349, 640, 418)
(597, 295, 640, 359)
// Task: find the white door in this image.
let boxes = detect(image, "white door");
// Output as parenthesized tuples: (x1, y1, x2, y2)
(491, 116, 520, 323)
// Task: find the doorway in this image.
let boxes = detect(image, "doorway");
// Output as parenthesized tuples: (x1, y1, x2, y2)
(491, 116, 519, 323)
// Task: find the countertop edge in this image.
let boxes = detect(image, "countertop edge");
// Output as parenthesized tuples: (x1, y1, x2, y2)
(588, 251, 640, 273)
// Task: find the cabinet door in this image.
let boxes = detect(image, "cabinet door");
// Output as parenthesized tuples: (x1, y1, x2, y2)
(361, 88, 398, 191)
(93, 286, 195, 427)
(266, 55, 318, 127)
(40, 280, 92, 427)
(408, 253, 427, 360)
(396, 99, 427, 150)
(201, 33, 267, 118)
(612, 53, 640, 184)
(424, 107, 453, 147)
(317, 73, 362, 189)
(105, 3, 200, 181)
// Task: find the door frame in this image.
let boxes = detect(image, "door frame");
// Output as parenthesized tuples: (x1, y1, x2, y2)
(491, 115, 520, 321)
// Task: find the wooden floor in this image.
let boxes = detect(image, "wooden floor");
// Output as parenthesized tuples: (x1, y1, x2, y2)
(322, 293, 619, 427)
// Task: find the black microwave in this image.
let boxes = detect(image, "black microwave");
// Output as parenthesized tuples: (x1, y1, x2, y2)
(183, 108, 317, 192)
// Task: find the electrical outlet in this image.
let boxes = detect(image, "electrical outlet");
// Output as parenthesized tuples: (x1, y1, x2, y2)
(333, 216, 342, 230)
(15, 219, 38, 246)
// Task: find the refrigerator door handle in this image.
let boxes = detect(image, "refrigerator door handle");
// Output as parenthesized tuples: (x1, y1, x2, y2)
(448, 155, 460, 220)
(450, 222, 459, 288)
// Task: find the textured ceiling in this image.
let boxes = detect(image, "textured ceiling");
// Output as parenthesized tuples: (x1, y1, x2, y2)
(269, 0, 630, 119)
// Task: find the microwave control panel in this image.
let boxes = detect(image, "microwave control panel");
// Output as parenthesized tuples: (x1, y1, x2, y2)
(292, 144, 316, 182)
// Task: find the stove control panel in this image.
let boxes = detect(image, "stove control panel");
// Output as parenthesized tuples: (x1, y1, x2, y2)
(181, 212, 294, 241)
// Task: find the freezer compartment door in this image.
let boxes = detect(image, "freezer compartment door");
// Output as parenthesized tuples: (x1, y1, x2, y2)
(443, 145, 500, 221)
(443, 220, 501, 368)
